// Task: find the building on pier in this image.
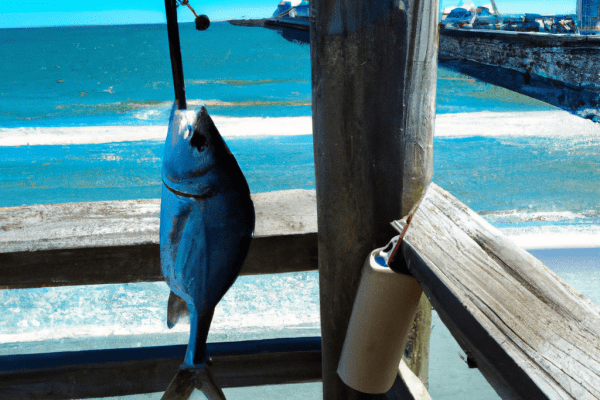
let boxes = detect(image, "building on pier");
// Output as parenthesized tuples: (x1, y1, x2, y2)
(577, 0, 600, 31)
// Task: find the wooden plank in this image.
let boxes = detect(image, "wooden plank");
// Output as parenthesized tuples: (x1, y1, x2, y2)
(0, 335, 433, 400)
(385, 360, 432, 400)
(310, 0, 438, 397)
(0, 337, 322, 399)
(0, 190, 318, 289)
(401, 183, 600, 400)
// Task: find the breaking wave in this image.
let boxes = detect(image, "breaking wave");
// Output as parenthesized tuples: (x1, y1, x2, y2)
(435, 111, 600, 138)
(187, 78, 309, 86)
(187, 99, 310, 107)
(0, 272, 320, 351)
(499, 224, 600, 249)
(481, 209, 600, 249)
(482, 210, 596, 224)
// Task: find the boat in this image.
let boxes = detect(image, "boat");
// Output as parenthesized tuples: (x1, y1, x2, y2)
(273, 0, 309, 20)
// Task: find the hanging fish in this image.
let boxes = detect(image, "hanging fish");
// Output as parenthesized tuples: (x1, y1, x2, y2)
(160, 105, 255, 399)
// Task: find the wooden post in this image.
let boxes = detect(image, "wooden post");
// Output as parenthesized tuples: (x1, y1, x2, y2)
(309, 0, 438, 398)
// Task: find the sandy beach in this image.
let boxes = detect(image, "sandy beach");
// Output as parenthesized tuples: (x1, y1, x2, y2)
(2, 110, 600, 147)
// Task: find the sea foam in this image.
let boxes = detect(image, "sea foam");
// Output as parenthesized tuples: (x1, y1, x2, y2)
(435, 110, 600, 138)
(483, 209, 595, 224)
(3, 110, 599, 147)
(501, 225, 600, 249)
(0, 116, 313, 146)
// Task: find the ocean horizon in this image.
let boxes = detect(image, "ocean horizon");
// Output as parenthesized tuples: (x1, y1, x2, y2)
(1, 21, 599, 400)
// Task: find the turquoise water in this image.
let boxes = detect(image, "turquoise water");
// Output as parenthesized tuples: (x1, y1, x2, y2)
(0, 22, 554, 128)
(2, 135, 599, 225)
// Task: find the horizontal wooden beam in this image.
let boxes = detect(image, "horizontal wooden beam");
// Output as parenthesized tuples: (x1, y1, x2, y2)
(0, 336, 433, 400)
(0, 190, 318, 289)
(0, 337, 322, 399)
(0, 189, 434, 399)
(401, 183, 600, 400)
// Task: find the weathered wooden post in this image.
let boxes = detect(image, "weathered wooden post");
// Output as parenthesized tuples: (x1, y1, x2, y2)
(309, 0, 438, 398)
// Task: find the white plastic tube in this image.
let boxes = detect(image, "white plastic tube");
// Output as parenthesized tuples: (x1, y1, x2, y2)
(337, 247, 423, 394)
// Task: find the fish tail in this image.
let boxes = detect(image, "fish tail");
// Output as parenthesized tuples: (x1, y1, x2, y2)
(160, 364, 226, 400)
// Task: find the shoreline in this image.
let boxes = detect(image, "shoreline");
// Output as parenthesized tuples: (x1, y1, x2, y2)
(1, 110, 599, 146)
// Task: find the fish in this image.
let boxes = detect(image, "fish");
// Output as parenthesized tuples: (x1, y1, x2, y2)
(160, 104, 255, 399)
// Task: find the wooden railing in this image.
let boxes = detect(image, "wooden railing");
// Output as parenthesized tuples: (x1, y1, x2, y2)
(3, 185, 600, 399)
(403, 184, 600, 400)
(0, 190, 318, 289)
(0, 190, 430, 400)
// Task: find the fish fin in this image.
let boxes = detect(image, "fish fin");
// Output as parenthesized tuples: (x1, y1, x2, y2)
(160, 368, 196, 400)
(195, 364, 226, 400)
(160, 365, 226, 400)
(167, 291, 189, 329)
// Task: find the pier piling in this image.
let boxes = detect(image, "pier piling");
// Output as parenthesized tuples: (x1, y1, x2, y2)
(309, 0, 439, 398)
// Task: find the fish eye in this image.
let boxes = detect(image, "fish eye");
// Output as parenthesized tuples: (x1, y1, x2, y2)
(191, 132, 208, 151)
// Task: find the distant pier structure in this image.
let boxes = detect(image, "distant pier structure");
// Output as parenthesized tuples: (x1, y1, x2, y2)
(577, 0, 600, 31)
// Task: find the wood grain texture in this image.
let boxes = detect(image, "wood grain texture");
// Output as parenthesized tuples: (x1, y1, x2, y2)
(0, 190, 318, 288)
(403, 293, 432, 384)
(402, 183, 600, 400)
(310, 0, 438, 397)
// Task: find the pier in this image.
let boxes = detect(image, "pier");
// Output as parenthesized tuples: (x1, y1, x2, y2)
(230, 16, 600, 121)
(2, 0, 600, 399)
(439, 28, 600, 120)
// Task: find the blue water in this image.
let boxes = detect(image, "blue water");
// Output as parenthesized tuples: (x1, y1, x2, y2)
(0, 136, 316, 206)
(0, 22, 554, 128)
(0, 21, 598, 400)
(2, 135, 599, 226)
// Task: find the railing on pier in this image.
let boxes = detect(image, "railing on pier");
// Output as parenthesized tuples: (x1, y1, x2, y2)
(2, 185, 600, 399)
(0, 190, 428, 400)
(404, 183, 600, 399)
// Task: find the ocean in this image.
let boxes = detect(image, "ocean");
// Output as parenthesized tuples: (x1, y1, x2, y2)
(0, 21, 556, 128)
(1, 21, 599, 399)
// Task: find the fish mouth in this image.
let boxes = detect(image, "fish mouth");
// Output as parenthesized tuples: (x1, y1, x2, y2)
(163, 180, 216, 199)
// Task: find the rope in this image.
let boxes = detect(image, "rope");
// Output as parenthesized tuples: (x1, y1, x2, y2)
(179, 0, 199, 18)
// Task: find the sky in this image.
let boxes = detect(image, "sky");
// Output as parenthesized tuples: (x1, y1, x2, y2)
(0, 0, 578, 29)
(0, 0, 275, 28)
